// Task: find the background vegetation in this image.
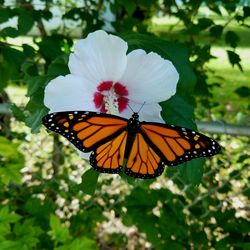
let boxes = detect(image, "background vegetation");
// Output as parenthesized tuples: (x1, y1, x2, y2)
(0, 0, 249, 249)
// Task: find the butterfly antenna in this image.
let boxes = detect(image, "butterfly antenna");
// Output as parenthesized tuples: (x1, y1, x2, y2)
(138, 102, 146, 114)
(127, 102, 146, 114)
(127, 103, 134, 113)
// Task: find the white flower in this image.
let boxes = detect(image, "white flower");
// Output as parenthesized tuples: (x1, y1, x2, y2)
(44, 30, 179, 123)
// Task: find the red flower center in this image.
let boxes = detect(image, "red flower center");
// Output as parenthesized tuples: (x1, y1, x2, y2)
(93, 81, 129, 113)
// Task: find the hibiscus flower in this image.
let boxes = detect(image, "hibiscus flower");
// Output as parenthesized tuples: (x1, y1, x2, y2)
(44, 30, 179, 123)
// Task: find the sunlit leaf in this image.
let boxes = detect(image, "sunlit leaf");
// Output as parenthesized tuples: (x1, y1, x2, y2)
(48, 214, 71, 243)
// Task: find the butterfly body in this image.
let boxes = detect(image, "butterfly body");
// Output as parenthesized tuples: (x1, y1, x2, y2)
(42, 111, 221, 179)
(124, 112, 140, 157)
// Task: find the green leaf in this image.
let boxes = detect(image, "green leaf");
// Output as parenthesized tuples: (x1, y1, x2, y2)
(206, 3, 222, 15)
(0, 224, 10, 240)
(0, 8, 10, 23)
(125, 188, 158, 208)
(22, 44, 35, 58)
(243, 6, 250, 18)
(234, 243, 250, 250)
(48, 214, 71, 244)
(0, 136, 18, 158)
(55, 237, 98, 250)
(37, 36, 64, 62)
(162, 241, 183, 250)
(18, 9, 34, 34)
(26, 76, 50, 97)
(0, 163, 23, 184)
(227, 50, 243, 71)
(178, 158, 205, 186)
(11, 104, 26, 122)
(0, 63, 10, 89)
(80, 168, 99, 195)
(21, 62, 38, 76)
(2, 47, 26, 67)
(210, 25, 223, 38)
(0, 27, 19, 38)
(225, 31, 240, 48)
(123, 1, 136, 16)
(0, 136, 24, 184)
(0, 61, 19, 88)
(0, 241, 20, 250)
(48, 62, 69, 77)
(13, 219, 42, 249)
(161, 93, 196, 129)
(197, 18, 214, 30)
(235, 86, 250, 98)
(0, 206, 21, 224)
(25, 107, 48, 133)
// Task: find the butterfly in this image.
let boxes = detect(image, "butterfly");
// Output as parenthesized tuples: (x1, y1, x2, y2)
(42, 111, 221, 179)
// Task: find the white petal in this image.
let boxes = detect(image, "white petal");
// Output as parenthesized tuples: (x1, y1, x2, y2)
(121, 49, 179, 103)
(69, 30, 128, 84)
(121, 100, 165, 123)
(44, 74, 97, 113)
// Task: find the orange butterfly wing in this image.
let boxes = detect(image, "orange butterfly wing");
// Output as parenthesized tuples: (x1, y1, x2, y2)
(43, 111, 221, 179)
(124, 132, 165, 179)
(139, 122, 221, 167)
(42, 111, 128, 174)
(90, 130, 127, 174)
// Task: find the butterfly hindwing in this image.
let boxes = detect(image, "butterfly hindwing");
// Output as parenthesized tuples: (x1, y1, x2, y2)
(124, 132, 165, 179)
(140, 122, 221, 167)
(89, 130, 127, 174)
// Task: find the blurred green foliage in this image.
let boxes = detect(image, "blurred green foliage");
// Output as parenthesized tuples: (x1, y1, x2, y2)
(0, 0, 249, 249)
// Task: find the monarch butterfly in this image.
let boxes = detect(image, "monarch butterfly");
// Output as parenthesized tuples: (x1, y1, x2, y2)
(42, 111, 221, 179)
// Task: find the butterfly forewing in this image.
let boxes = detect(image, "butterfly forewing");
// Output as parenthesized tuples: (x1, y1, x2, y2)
(42, 111, 128, 153)
(140, 122, 221, 166)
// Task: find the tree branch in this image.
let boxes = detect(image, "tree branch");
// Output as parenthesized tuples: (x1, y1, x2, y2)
(197, 121, 250, 137)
